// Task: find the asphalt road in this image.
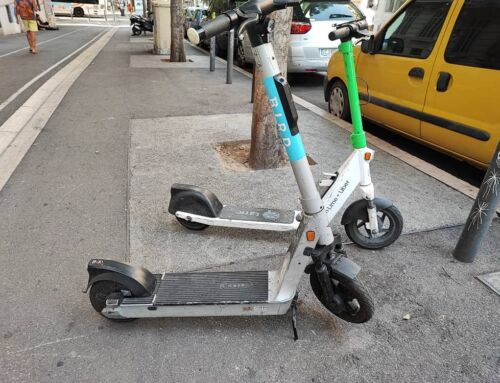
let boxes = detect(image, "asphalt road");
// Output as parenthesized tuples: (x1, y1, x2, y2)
(0, 25, 106, 127)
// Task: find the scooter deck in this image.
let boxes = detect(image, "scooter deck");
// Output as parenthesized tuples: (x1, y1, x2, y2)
(219, 206, 296, 224)
(121, 271, 269, 306)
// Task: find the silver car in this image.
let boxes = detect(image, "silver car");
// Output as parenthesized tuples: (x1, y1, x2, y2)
(241, 0, 364, 73)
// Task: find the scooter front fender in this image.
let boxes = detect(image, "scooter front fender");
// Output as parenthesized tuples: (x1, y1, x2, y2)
(340, 197, 393, 225)
(331, 256, 361, 281)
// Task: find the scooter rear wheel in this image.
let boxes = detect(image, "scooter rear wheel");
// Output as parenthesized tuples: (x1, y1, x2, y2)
(310, 271, 374, 323)
(89, 281, 135, 322)
(175, 199, 212, 231)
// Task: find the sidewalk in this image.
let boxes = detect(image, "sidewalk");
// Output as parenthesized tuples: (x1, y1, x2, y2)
(0, 30, 499, 382)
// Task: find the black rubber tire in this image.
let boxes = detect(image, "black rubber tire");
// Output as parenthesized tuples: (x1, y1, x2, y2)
(132, 27, 142, 36)
(328, 79, 351, 122)
(175, 199, 211, 231)
(73, 7, 84, 17)
(344, 205, 403, 250)
(310, 271, 374, 324)
(89, 281, 135, 322)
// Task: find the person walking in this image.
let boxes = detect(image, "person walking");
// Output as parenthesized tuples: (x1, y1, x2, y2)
(14, 0, 39, 54)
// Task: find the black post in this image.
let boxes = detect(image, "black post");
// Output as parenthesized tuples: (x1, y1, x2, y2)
(209, 36, 216, 72)
(226, 29, 234, 84)
(453, 141, 500, 263)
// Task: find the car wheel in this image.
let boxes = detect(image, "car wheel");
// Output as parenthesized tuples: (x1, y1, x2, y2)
(328, 79, 351, 121)
(73, 7, 84, 17)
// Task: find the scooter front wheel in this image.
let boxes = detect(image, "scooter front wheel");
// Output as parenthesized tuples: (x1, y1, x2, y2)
(89, 281, 135, 322)
(310, 271, 374, 323)
(345, 205, 403, 250)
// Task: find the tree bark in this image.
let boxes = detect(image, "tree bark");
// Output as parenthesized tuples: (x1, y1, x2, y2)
(248, 8, 293, 170)
(170, 0, 186, 62)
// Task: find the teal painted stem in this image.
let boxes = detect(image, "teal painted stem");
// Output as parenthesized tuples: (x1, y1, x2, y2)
(339, 41, 366, 149)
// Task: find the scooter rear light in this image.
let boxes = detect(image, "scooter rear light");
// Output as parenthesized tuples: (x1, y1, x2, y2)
(291, 21, 312, 34)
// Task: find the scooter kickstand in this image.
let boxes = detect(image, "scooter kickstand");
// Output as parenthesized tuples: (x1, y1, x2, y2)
(291, 293, 299, 341)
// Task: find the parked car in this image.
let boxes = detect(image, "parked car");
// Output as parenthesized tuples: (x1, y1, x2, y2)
(241, 0, 364, 73)
(324, 0, 500, 169)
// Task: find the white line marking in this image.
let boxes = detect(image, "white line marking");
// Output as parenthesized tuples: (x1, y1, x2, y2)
(9, 335, 88, 354)
(0, 28, 117, 192)
(186, 41, 495, 211)
(0, 29, 80, 59)
(0, 29, 107, 115)
(56, 23, 129, 28)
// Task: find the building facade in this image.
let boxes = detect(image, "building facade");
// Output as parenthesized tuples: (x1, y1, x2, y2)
(0, 0, 21, 36)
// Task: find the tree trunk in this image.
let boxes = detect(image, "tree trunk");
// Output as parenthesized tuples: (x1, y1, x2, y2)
(248, 8, 293, 170)
(170, 0, 186, 62)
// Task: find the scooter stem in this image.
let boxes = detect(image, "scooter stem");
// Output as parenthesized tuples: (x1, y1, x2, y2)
(339, 41, 366, 149)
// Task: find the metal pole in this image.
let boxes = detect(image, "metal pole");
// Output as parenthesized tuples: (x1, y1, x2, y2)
(453, 141, 500, 263)
(209, 36, 216, 72)
(104, 0, 107, 22)
(226, 29, 234, 84)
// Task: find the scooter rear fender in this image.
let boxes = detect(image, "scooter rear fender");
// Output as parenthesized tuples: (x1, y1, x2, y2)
(83, 259, 156, 296)
(168, 183, 223, 217)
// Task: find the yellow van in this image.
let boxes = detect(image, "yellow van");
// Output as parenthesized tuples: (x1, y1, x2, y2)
(324, 0, 500, 169)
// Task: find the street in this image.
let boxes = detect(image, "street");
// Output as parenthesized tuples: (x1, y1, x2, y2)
(0, 26, 107, 126)
(0, 18, 498, 383)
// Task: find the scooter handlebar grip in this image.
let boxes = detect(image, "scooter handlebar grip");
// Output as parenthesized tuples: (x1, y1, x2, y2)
(187, 13, 234, 45)
(328, 20, 368, 41)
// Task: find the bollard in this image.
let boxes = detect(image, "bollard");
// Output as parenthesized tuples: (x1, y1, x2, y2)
(453, 141, 500, 263)
(210, 36, 216, 72)
(226, 29, 234, 84)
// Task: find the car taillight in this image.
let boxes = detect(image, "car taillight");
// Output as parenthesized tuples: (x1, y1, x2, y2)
(291, 21, 311, 34)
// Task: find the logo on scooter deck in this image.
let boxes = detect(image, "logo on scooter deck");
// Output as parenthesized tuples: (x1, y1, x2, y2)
(232, 209, 281, 222)
(220, 282, 254, 290)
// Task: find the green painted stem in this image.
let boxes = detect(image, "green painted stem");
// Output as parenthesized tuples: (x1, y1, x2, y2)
(339, 41, 366, 149)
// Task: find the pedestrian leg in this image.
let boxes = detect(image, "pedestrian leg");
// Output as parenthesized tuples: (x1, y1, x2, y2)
(26, 31, 33, 51)
(32, 30, 37, 53)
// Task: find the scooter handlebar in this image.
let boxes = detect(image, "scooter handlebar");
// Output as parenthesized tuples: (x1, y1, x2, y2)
(187, 11, 238, 45)
(187, 0, 302, 45)
(328, 20, 368, 42)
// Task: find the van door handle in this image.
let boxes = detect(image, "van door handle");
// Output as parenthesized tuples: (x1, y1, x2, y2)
(408, 67, 425, 78)
(437, 72, 452, 92)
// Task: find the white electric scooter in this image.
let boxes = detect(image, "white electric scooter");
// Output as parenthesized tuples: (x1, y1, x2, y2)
(84, 0, 377, 336)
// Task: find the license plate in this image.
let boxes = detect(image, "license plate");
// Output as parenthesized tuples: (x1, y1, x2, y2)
(319, 48, 332, 57)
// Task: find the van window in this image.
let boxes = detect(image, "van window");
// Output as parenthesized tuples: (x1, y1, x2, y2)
(378, 0, 452, 59)
(445, 0, 500, 71)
